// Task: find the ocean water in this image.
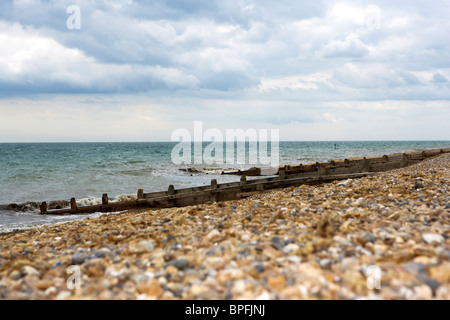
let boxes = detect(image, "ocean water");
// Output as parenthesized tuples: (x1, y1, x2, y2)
(1, 141, 449, 232)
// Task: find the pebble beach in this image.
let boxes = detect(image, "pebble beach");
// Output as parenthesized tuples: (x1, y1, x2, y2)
(0, 153, 449, 300)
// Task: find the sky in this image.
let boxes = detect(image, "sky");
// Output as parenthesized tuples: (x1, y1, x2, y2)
(0, 0, 449, 142)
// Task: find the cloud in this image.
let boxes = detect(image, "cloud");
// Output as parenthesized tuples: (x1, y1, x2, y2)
(321, 34, 370, 58)
(0, 21, 202, 94)
(0, 1, 449, 141)
(0, 1, 13, 20)
(431, 73, 448, 83)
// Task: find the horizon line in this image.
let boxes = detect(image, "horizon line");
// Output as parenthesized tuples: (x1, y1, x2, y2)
(1, 140, 450, 144)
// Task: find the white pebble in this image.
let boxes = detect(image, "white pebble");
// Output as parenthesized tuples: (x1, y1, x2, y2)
(422, 233, 444, 244)
(255, 291, 271, 300)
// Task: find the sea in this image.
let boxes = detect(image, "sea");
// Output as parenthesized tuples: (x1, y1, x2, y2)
(1, 141, 449, 233)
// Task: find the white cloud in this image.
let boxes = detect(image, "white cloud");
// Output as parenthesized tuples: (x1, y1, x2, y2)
(321, 34, 370, 58)
(0, 21, 200, 92)
(329, 3, 368, 24)
(258, 73, 332, 92)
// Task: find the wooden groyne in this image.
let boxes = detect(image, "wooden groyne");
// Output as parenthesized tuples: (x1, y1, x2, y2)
(222, 148, 450, 177)
(39, 148, 450, 215)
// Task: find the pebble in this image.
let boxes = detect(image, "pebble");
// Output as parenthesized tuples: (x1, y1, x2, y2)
(429, 263, 450, 283)
(319, 259, 332, 270)
(163, 259, 189, 271)
(283, 243, 299, 255)
(72, 252, 89, 265)
(403, 262, 426, 279)
(231, 280, 247, 295)
(267, 275, 286, 290)
(424, 279, 441, 294)
(206, 229, 221, 242)
(50, 261, 64, 269)
(252, 263, 265, 274)
(413, 285, 433, 299)
(56, 291, 72, 300)
(422, 234, 445, 245)
(21, 266, 40, 278)
(287, 256, 302, 264)
(414, 181, 425, 190)
(256, 291, 271, 300)
(337, 179, 353, 187)
(137, 240, 155, 252)
(9, 270, 21, 281)
(0, 152, 449, 300)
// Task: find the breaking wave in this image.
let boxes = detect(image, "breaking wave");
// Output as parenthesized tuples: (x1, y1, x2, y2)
(1, 193, 138, 213)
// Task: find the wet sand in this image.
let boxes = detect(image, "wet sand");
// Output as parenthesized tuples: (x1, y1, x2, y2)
(0, 154, 449, 300)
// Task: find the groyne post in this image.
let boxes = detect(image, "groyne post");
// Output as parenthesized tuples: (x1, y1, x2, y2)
(102, 194, 109, 205)
(40, 202, 47, 214)
(211, 179, 219, 202)
(362, 157, 370, 172)
(70, 198, 77, 211)
(317, 164, 326, 177)
(240, 175, 247, 187)
(401, 154, 408, 167)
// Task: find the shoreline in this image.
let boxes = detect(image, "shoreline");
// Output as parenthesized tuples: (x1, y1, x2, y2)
(0, 153, 449, 300)
(0, 211, 127, 236)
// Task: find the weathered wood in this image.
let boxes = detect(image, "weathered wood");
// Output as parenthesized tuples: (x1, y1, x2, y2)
(137, 189, 144, 200)
(102, 194, 109, 205)
(70, 198, 77, 211)
(211, 179, 219, 202)
(224, 148, 450, 177)
(318, 165, 326, 177)
(362, 158, 370, 172)
(40, 199, 152, 216)
(237, 190, 270, 198)
(40, 202, 48, 214)
(401, 153, 408, 167)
